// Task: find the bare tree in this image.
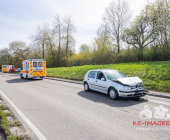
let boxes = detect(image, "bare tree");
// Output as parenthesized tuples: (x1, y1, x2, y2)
(93, 25, 114, 64)
(63, 15, 76, 56)
(103, 0, 131, 53)
(53, 15, 64, 66)
(31, 24, 49, 59)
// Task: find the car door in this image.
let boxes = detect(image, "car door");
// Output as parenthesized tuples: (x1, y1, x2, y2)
(95, 71, 108, 93)
(87, 71, 97, 90)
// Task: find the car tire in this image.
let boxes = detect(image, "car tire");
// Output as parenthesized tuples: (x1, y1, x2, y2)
(84, 82, 90, 92)
(20, 74, 23, 79)
(109, 87, 119, 100)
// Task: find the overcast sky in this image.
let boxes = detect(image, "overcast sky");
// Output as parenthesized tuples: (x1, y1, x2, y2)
(0, 0, 153, 53)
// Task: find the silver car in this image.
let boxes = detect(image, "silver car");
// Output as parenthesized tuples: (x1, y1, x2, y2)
(83, 69, 148, 100)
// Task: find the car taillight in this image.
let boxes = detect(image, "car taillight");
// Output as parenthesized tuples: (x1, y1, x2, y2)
(83, 77, 84, 80)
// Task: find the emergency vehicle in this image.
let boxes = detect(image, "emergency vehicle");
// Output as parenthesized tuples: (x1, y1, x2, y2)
(2, 65, 14, 73)
(2, 65, 8, 72)
(20, 59, 46, 79)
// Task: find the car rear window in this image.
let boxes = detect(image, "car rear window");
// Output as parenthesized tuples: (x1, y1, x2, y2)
(88, 71, 97, 79)
(3, 66, 6, 69)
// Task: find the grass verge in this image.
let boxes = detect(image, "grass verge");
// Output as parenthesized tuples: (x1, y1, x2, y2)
(46, 61, 170, 92)
(0, 103, 30, 139)
(0, 106, 17, 140)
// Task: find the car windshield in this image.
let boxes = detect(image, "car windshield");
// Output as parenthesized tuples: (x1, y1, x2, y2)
(104, 70, 127, 80)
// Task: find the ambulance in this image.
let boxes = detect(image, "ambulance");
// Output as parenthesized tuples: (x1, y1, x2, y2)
(2, 65, 8, 72)
(2, 65, 14, 72)
(20, 59, 46, 79)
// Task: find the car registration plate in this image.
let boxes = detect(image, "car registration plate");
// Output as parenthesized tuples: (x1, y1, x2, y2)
(136, 91, 143, 94)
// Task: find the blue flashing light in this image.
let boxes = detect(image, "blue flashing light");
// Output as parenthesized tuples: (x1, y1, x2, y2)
(29, 59, 32, 61)
(44, 59, 46, 61)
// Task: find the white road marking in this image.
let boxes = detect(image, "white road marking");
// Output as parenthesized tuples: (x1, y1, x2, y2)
(0, 90, 47, 140)
(149, 99, 170, 106)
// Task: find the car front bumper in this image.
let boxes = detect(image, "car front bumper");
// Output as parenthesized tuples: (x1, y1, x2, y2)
(119, 89, 148, 97)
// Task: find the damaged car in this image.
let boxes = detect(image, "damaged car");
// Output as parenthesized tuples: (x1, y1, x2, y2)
(83, 69, 148, 100)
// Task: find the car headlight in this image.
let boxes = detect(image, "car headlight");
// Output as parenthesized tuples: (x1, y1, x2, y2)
(124, 86, 131, 90)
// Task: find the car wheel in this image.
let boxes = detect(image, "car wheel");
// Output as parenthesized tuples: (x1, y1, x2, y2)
(20, 74, 23, 79)
(84, 82, 90, 92)
(109, 87, 119, 100)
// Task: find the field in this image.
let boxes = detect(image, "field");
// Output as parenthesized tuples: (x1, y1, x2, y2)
(47, 61, 170, 93)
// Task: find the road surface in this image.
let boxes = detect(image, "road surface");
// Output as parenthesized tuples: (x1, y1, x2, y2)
(0, 72, 170, 140)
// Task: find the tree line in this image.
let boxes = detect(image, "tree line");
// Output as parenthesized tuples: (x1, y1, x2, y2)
(69, 0, 170, 66)
(0, 0, 170, 68)
(0, 14, 76, 68)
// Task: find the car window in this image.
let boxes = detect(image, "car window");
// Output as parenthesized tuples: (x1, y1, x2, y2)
(97, 71, 106, 80)
(88, 71, 97, 79)
(3, 66, 6, 69)
(104, 71, 127, 80)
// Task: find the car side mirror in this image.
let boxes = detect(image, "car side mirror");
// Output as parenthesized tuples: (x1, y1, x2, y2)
(101, 78, 105, 81)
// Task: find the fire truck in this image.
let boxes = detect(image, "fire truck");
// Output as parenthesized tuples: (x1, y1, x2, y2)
(2, 65, 14, 73)
(20, 59, 46, 79)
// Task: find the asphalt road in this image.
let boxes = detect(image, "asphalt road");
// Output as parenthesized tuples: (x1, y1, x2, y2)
(0, 72, 170, 140)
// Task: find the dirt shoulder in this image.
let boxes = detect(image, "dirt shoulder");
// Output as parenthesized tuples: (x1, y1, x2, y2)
(0, 97, 31, 140)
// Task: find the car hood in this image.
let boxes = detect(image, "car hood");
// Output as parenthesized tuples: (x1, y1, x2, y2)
(112, 77, 143, 86)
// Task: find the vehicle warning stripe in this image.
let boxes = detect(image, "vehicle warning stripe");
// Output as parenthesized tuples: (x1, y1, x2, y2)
(21, 70, 29, 73)
(30, 61, 33, 76)
(33, 71, 44, 76)
(43, 61, 46, 75)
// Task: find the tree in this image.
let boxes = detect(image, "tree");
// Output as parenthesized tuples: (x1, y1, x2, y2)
(154, 0, 170, 60)
(9, 41, 30, 67)
(92, 25, 115, 64)
(79, 44, 90, 53)
(122, 7, 158, 61)
(63, 15, 76, 56)
(53, 15, 64, 67)
(103, 0, 131, 53)
(0, 48, 13, 67)
(31, 24, 49, 59)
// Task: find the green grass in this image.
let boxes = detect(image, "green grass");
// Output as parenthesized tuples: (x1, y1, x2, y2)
(46, 61, 170, 93)
(15, 71, 20, 74)
(0, 104, 30, 140)
(0, 105, 17, 140)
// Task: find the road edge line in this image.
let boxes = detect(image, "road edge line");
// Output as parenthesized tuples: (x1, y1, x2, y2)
(45, 77, 82, 85)
(0, 90, 47, 140)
